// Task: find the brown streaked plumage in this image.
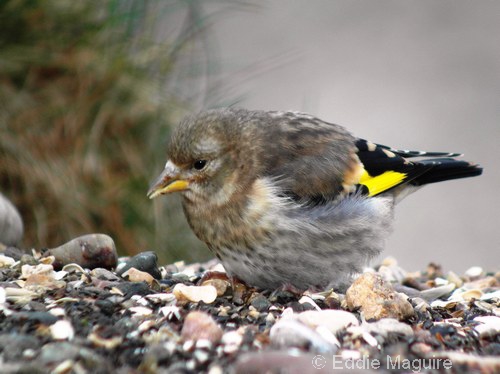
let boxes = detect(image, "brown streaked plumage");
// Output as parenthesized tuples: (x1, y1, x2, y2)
(148, 108, 482, 290)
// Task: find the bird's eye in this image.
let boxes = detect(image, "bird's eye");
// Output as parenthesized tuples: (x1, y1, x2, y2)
(193, 160, 207, 170)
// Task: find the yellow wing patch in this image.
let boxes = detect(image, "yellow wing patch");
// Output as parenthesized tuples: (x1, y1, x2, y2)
(359, 169, 407, 197)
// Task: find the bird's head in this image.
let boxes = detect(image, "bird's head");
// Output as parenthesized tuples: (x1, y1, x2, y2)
(147, 109, 259, 206)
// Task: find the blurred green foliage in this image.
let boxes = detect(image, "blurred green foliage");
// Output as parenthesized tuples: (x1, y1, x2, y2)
(0, 0, 226, 263)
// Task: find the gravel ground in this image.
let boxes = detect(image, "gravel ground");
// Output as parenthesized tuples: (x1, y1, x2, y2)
(0, 235, 498, 374)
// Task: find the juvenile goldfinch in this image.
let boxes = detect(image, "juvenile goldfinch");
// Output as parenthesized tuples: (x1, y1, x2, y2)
(148, 108, 482, 290)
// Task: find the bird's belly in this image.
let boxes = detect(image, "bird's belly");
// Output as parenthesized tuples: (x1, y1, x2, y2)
(215, 243, 350, 290)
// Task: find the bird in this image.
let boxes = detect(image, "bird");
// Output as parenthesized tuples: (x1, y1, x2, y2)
(147, 108, 482, 290)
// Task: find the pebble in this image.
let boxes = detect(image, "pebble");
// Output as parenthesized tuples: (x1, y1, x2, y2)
(378, 262, 407, 283)
(116, 251, 161, 279)
(50, 320, 74, 340)
(160, 305, 181, 320)
(0, 334, 39, 361)
(473, 316, 500, 338)
(88, 327, 123, 349)
(201, 278, 230, 297)
(20, 263, 54, 279)
(181, 311, 223, 344)
(38, 342, 81, 365)
(0, 193, 23, 246)
(465, 266, 484, 279)
(270, 318, 339, 353)
(250, 295, 271, 312)
(173, 283, 218, 304)
(89, 267, 120, 280)
(447, 271, 464, 288)
(46, 234, 118, 270)
(362, 318, 414, 338)
(295, 309, 359, 334)
(122, 267, 155, 285)
(221, 330, 244, 354)
(298, 295, 321, 311)
(234, 351, 326, 374)
(481, 290, 500, 301)
(418, 283, 456, 302)
(0, 254, 15, 267)
(345, 272, 414, 321)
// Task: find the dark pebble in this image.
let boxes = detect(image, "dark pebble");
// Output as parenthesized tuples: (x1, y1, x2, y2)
(269, 289, 296, 305)
(250, 295, 271, 312)
(116, 281, 154, 299)
(0, 334, 40, 361)
(12, 311, 58, 325)
(3, 246, 24, 261)
(47, 234, 118, 270)
(38, 342, 81, 365)
(116, 251, 161, 279)
(95, 299, 116, 316)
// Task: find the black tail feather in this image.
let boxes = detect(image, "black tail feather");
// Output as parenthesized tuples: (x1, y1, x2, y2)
(412, 158, 483, 186)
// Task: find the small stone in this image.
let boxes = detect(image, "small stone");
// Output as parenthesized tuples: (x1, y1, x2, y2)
(39, 342, 80, 365)
(363, 318, 414, 338)
(160, 305, 181, 320)
(129, 306, 153, 317)
(419, 283, 456, 302)
(481, 290, 500, 301)
(116, 251, 161, 279)
(426, 263, 443, 279)
(221, 330, 243, 354)
(0, 193, 23, 246)
(295, 310, 359, 334)
(248, 306, 260, 320)
(0, 254, 15, 267)
(465, 266, 483, 280)
(473, 316, 500, 338)
(3, 246, 24, 261)
(122, 267, 155, 285)
(270, 318, 338, 353)
(378, 263, 407, 283)
(464, 276, 499, 290)
(21, 263, 54, 279)
(88, 326, 123, 349)
(298, 296, 321, 311)
(234, 351, 324, 374)
(461, 289, 483, 301)
(250, 295, 271, 312)
(90, 267, 120, 280)
(0, 334, 39, 361)
(201, 278, 229, 297)
(46, 234, 117, 270)
(50, 320, 74, 340)
(345, 272, 414, 321)
(173, 284, 217, 304)
(434, 277, 449, 286)
(193, 349, 210, 364)
(181, 311, 223, 344)
(24, 273, 65, 290)
(447, 271, 463, 288)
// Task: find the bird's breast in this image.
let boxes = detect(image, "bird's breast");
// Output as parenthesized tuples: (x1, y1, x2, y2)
(182, 177, 288, 252)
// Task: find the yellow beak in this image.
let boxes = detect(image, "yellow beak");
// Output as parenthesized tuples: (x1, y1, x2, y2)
(147, 162, 190, 199)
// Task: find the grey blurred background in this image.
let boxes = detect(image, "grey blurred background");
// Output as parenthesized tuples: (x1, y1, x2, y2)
(196, 0, 499, 273)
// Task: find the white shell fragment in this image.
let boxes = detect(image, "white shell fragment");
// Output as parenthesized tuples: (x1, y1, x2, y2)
(173, 284, 218, 304)
(0, 254, 15, 267)
(295, 310, 359, 334)
(465, 266, 483, 279)
(473, 316, 500, 338)
(50, 320, 74, 340)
